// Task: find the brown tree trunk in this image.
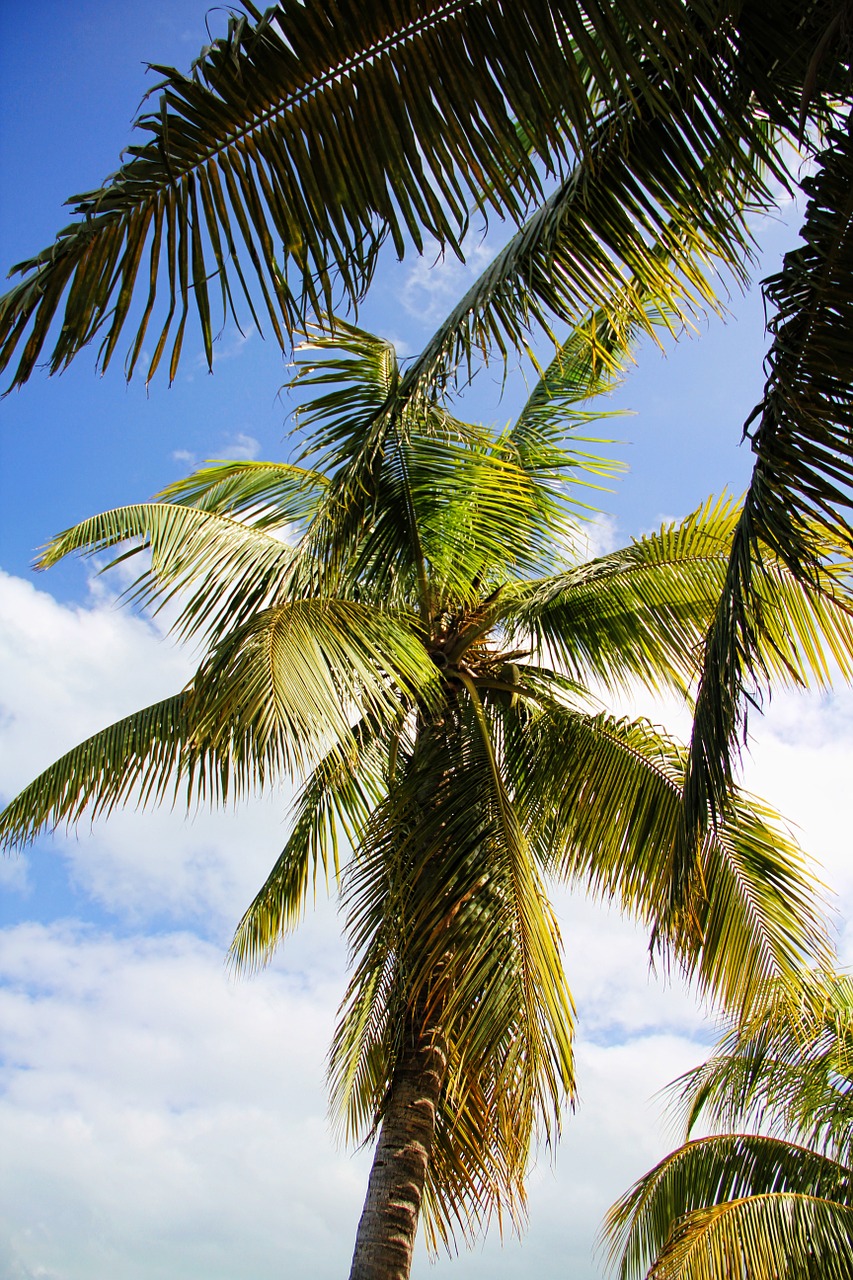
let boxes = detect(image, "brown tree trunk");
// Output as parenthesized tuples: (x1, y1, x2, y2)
(347, 1021, 446, 1280)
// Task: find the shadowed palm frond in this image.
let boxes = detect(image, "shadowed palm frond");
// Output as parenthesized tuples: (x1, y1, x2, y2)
(329, 693, 575, 1248)
(680, 113, 853, 898)
(0, 0, 808, 390)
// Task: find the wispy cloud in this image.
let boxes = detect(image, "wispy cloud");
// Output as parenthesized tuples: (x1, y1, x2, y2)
(399, 238, 499, 324)
(218, 432, 261, 461)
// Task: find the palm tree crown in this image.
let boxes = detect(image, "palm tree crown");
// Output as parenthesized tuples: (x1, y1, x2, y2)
(3, 1, 853, 922)
(1, 321, 850, 1275)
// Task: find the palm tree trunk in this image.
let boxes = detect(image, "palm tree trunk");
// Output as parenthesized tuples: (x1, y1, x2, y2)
(347, 1020, 447, 1280)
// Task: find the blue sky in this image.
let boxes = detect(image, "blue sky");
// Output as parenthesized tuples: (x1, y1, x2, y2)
(1, 5, 851, 1279)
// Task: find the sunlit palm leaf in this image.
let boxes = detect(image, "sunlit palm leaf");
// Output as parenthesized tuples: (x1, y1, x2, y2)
(514, 708, 831, 1018)
(39, 498, 298, 646)
(604, 1133, 852, 1280)
(512, 496, 853, 698)
(190, 598, 438, 774)
(156, 458, 328, 529)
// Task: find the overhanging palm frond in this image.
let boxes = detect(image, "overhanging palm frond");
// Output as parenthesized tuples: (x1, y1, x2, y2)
(0, 0, 791, 389)
(680, 114, 853, 870)
(604, 1133, 853, 1280)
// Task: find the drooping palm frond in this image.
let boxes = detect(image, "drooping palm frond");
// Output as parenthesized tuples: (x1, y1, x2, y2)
(329, 694, 574, 1249)
(674, 970, 853, 1166)
(602, 967, 853, 1280)
(0, 695, 199, 847)
(0, 0, 806, 390)
(512, 707, 831, 1019)
(188, 597, 438, 774)
(230, 719, 393, 968)
(681, 112, 853, 892)
(0, 596, 438, 854)
(604, 1133, 853, 1280)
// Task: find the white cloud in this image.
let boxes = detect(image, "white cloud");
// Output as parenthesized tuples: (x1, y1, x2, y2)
(217, 431, 261, 461)
(400, 238, 499, 324)
(0, 923, 361, 1280)
(0, 571, 191, 792)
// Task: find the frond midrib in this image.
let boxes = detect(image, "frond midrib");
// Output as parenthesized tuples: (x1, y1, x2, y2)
(73, 0, 486, 217)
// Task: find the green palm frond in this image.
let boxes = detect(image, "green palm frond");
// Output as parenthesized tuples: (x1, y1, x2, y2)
(288, 321, 617, 607)
(155, 458, 328, 529)
(39, 499, 297, 646)
(0, 695, 196, 848)
(514, 708, 831, 1019)
(645, 1192, 853, 1280)
(230, 721, 391, 968)
(513, 496, 741, 694)
(681, 113, 853, 890)
(0, 0, 798, 389)
(674, 970, 853, 1166)
(0, 685, 297, 846)
(604, 1133, 853, 1280)
(513, 495, 853, 698)
(190, 598, 438, 775)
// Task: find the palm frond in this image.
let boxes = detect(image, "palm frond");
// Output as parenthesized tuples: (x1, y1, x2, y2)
(156, 458, 328, 529)
(0, 695, 195, 848)
(644, 1193, 853, 1280)
(330, 696, 575, 1247)
(514, 495, 853, 699)
(190, 598, 438, 776)
(0, 0, 796, 388)
(229, 720, 391, 969)
(681, 113, 853, 893)
(513, 708, 831, 1019)
(39, 499, 297, 647)
(674, 970, 853, 1166)
(604, 1133, 853, 1280)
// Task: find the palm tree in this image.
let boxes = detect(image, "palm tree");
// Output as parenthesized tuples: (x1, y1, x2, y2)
(2, 1, 853, 905)
(604, 969, 853, 1279)
(2, 319, 850, 1278)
